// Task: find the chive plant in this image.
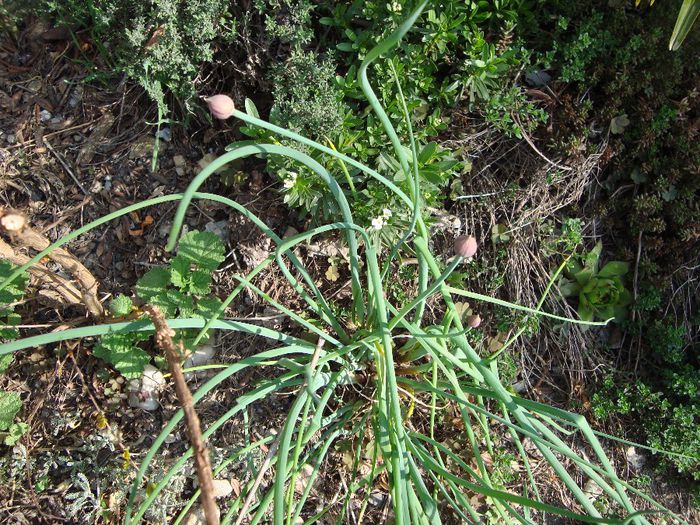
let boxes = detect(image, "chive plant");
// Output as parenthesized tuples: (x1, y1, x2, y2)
(0, 2, 690, 524)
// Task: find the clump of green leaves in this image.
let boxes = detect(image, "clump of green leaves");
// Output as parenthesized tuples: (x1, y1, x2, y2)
(0, 390, 26, 446)
(559, 242, 631, 322)
(34, 0, 237, 109)
(0, 261, 28, 446)
(0, 261, 26, 341)
(255, 0, 315, 45)
(269, 49, 346, 139)
(94, 231, 225, 378)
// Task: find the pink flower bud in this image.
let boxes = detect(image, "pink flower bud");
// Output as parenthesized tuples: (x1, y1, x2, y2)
(205, 94, 235, 120)
(454, 235, 478, 258)
(466, 314, 481, 328)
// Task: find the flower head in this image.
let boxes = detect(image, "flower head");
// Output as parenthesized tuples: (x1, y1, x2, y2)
(454, 235, 478, 258)
(371, 216, 385, 231)
(466, 314, 482, 328)
(205, 94, 235, 120)
(283, 171, 298, 189)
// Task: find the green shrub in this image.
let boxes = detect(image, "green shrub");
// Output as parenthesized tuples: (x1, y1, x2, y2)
(592, 320, 700, 481)
(255, 0, 314, 45)
(270, 49, 345, 139)
(36, 0, 236, 108)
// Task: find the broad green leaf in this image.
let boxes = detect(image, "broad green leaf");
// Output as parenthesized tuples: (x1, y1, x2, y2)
(188, 270, 212, 296)
(93, 334, 151, 379)
(574, 269, 593, 287)
(577, 304, 594, 323)
(170, 256, 191, 289)
(177, 231, 226, 272)
(597, 305, 616, 320)
(0, 261, 27, 305)
(618, 288, 633, 306)
(583, 242, 603, 273)
(0, 354, 12, 374)
(244, 98, 260, 118)
(195, 297, 224, 320)
(598, 261, 629, 278)
(4, 422, 28, 446)
(0, 391, 22, 431)
(109, 295, 134, 317)
(136, 267, 171, 300)
(150, 289, 194, 318)
(559, 281, 581, 298)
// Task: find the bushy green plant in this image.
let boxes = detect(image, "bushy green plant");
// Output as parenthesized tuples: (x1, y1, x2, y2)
(559, 242, 631, 322)
(94, 230, 225, 379)
(36, 0, 236, 108)
(246, 0, 548, 225)
(269, 49, 346, 139)
(0, 5, 684, 523)
(255, 0, 314, 45)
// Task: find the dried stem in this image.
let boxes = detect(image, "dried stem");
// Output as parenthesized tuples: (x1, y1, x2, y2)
(0, 237, 84, 307)
(143, 305, 220, 525)
(0, 212, 103, 317)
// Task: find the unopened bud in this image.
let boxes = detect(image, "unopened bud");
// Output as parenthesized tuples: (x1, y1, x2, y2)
(205, 94, 235, 120)
(466, 314, 481, 328)
(454, 235, 478, 258)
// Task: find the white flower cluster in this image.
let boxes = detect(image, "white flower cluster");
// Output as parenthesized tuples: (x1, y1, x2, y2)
(387, 1, 402, 14)
(370, 208, 393, 231)
(283, 171, 298, 189)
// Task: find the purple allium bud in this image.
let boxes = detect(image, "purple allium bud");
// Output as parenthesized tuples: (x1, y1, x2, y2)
(205, 94, 235, 120)
(466, 314, 482, 328)
(454, 235, 478, 258)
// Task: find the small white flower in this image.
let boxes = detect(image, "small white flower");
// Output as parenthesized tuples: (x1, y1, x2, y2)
(388, 1, 402, 14)
(370, 216, 385, 231)
(382, 208, 392, 219)
(283, 171, 298, 189)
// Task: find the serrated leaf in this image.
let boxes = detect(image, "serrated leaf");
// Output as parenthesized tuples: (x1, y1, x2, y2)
(0, 354, 12, 374)
(93, 334, 150, 379)
(150, 288, 194, 318)
(4, 422, 28, 446)
(188, 269, 212, 296)
(0, 391, 22, 431)
(195, 297, 224, 320)
(170, 256, 191, 289)
(109, 295, 134, 317)
(0, 261, 27, 306)
(136, 267, 171, 300)
(177, 231, 226, 272)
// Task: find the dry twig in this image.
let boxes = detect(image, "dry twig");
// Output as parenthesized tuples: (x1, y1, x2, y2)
(0, 211, 104, 317)
(0, 237, 84, 308)
(143, 305, 220, 525)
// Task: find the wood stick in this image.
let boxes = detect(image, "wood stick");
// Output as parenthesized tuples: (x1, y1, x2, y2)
(0, 214, 104, 317)
(143, 305, 220, 525)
